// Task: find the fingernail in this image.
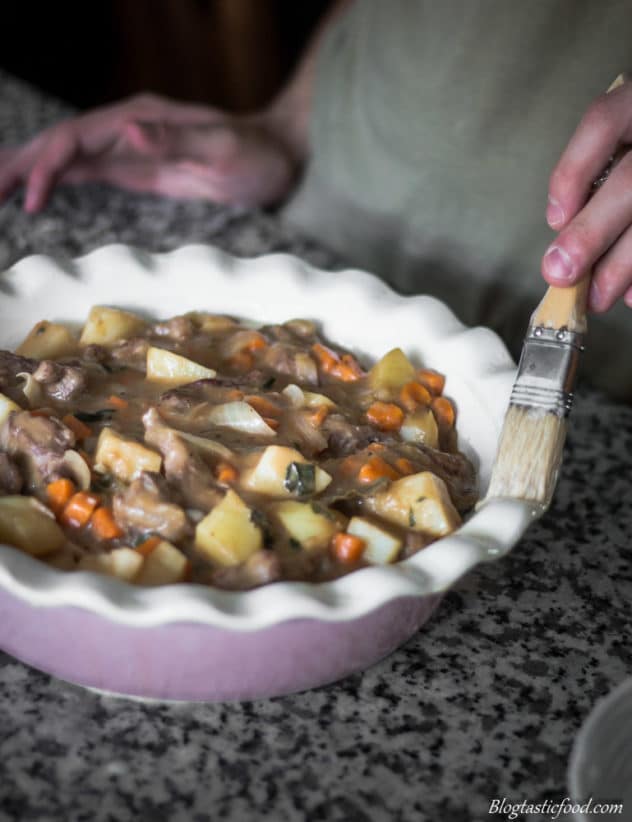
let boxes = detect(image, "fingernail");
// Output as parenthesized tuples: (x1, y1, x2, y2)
(543, 245, 574, 282)
(546, 197, 565, 228)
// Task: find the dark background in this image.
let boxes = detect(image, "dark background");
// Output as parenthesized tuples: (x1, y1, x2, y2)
(0, 0, 330, 112)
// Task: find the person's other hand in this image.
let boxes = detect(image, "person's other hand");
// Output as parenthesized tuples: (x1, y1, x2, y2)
(0, 94, 299, 212)
(542, 80, 632, 313)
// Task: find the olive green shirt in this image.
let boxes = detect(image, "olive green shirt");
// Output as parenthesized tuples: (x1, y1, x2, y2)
(284, 0, 632, 399)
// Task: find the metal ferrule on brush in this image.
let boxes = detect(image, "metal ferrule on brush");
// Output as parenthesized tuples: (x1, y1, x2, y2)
(509, 325, 585, 416)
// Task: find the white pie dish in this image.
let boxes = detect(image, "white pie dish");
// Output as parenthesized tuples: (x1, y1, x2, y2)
(0, 243, 536, 700)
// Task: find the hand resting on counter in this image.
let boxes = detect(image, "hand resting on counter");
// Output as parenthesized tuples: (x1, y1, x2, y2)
(0, 93, 300, 211)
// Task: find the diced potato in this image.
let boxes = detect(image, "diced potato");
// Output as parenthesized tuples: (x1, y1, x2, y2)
(0, 392, 21, 427)
(368, 348, 416, 392)
(367, 471, 461, 537)
(0, 496, 66, 557)
(195, 490, 262, 566)
(135, 540, 189, 586)
(17, 320, 78, 359)
(188, 312, 237, 333)
(79, 306, 146, 345)
(146, 346, 216, 386)
(400, 408, 439, 449)
(94, 427, 162, 483)
(271, 501, 339, 551)
(241, 445, 332, 497)
(346, 516, 402, 564)
(78, 547, 143, 582)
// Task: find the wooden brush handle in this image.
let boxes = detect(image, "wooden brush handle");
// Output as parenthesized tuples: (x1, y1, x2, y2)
(533, 74, 627, 333)
(532, 279, 589, 333)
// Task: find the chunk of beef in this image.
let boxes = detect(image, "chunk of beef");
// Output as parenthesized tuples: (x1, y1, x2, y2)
(0, 350, 88, 404)
(261, 320, 318, 344)
(158, 374, 265, 427)
(80, 344, 109, 365)
(0, 453, 22, 494)
(211, 550, 281, 590)
(0, 411, 75, 490)
(322, 414, 392, 457)
(261, 342, 318, 385)
(151, 315, 195, 342)
(0, 350, 37, 402)
(32, 360, 87, 402)
(109, 337, 150, 371)
(112, 471, 189, 542)
(284, 408, 328, 458)
(142, 407, 222, 511)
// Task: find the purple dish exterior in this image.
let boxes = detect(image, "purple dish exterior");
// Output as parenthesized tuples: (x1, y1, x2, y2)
(0, 586, 442, 701)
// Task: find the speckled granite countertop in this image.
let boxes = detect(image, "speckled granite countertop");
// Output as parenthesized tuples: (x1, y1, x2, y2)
(0, 72, 631, 822)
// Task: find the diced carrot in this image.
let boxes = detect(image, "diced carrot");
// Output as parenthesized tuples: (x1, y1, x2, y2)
(399, 381, 432, 412)
(107, 394, 129, 410)
(46, 478, 77, 516)
(263, 416, 280, 431)
(246, 394, 281, 418)
(367, 442, 387, 453)
(395, 457, 415, 475)
(228, 351, 255, 371)
(331, 353, 364, 382)
(307, 405, 329, 428)
(366, 401, 404, 431)
(417, 368, 446, 396)
(62, 414, 92, 441)
(331, 532, 366, 564)
(330, 362, 362, 382)
(431, 396, 456, 429)
(245, 333, 267, 353)
(136, 535, 162, 557)
(338, 455, 362, 476)
(341, 353, 365, 376)
(311, 343, 339, 373)
(216, 461, 239, 485)
(60, 491, 100, 528)
(91, 506, 124, 540)
(225, 388, 245, 402)
(358, 456, 400, 484)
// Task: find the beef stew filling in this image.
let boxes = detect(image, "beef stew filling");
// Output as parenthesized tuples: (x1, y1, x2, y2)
(0, 308, 477, 589)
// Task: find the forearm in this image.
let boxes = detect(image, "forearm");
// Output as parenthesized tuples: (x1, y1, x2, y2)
(262, 0, 353, 164)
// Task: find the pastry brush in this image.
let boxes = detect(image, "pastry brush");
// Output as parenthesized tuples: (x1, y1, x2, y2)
(485, 75, 624, 510)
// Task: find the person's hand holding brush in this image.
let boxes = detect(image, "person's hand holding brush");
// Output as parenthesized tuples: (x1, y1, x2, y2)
(543, 77, 632, 314)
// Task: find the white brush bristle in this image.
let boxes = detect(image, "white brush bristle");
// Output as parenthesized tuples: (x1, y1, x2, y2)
(485, 405, 567, 508)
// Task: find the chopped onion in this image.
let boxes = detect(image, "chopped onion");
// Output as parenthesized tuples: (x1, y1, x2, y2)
(282, 384, 305, 408)
(17, 372, 44, 408)
(294, 352, 318, 385)
(207, 401, 276, 437)
(62, 449, 92, 490)
(303, 390, 336, 409)
(177, 430, 235, 461)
